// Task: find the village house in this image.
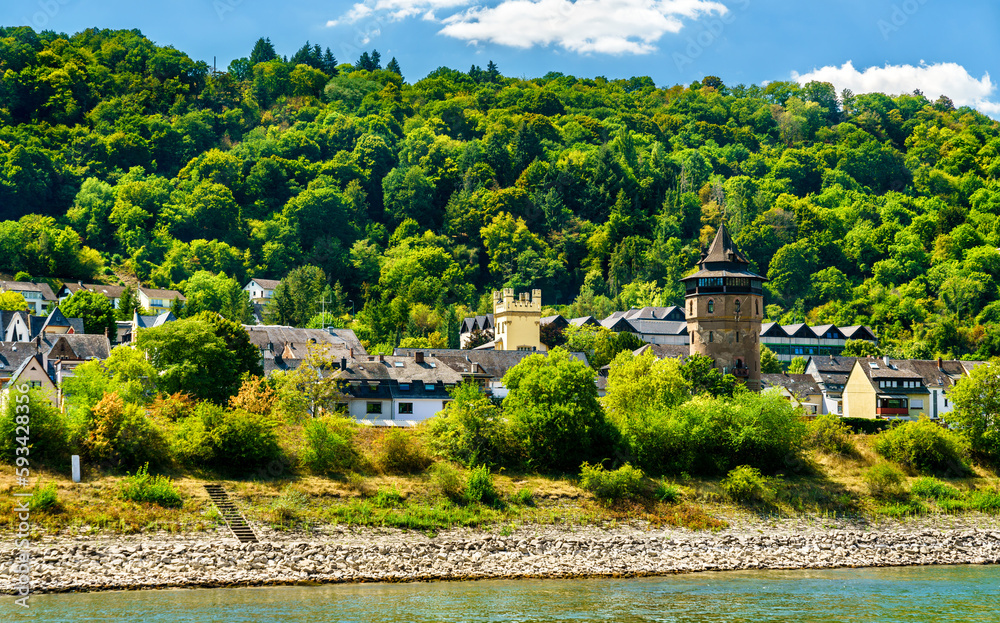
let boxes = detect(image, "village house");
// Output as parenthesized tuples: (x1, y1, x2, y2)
(243, 278, 281, 304)
(760, 323, 878, 363)
(0, 333, 111, 409)
(394, 347, 590, 399)
(1, 308, 84, 343)
(334, 352, 464, 423)
(842, 356, 983, 420)
(0, 280, 58, 315)
(137, 287, 185, 315)
(804, 355, 858, 415)
(760, 373, 825, 415)
(245, 325, 366, 375)
(57, 282, 127, 309)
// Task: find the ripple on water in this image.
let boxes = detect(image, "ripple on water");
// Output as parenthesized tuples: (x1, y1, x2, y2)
(29, 565, 1000, 623)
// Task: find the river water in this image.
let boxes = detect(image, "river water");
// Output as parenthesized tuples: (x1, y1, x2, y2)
(24, 565, 1000, 622)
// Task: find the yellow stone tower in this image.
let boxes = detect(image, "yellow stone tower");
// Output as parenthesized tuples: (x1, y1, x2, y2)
(492, 288, 545, 351)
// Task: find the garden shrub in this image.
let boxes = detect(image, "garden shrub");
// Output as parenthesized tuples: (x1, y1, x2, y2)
(465, 465, 500, 506)
(302, 415, 358, 474)
(82, 392, 168, 470)
(426, 382, 521, 468)
(863, 462, 906, 498)
(503, 348, 619, 472)
(0, 389, 70, 467)
(429, 462, 465, 502)
(118, 463, 182, 508)
(618, 391, 805, 476)
(910, 477, 962, 500)
(874, 418, 969, 475)
(188, 405, 281, 471)
(806, 414, 855, 455)
(720, 465, 777, 504)
(377, 428, 431, 474)
(579, 462, 646, 501)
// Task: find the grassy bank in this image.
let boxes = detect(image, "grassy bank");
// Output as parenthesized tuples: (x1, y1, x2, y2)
(1, 432, 997, 539)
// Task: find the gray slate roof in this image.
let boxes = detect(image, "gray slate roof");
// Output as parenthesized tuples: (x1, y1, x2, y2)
(393, 348, 590, 379)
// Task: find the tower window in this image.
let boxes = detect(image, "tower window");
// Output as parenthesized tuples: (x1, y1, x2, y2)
(707, 300, 715, 313)
(736, 332, 739, 343)
(735, 300, 741, 314)
(709, 331, 714, 343)
(755, 300, 759, 315)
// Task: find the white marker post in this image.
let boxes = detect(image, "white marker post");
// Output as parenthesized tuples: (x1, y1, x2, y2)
(71, 455, 80, 483)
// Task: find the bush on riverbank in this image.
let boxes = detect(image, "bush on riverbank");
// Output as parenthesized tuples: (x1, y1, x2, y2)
(874, 419, 969, 476)
(118, 463, 183, 508)
(720, 465, 777, 504)
(579, 462, 646, 501)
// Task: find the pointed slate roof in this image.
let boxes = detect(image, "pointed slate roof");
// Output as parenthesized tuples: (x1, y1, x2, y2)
(703, 224, 750, 265)
(41, 307, 72, 332)
(681, 223, 766, 283)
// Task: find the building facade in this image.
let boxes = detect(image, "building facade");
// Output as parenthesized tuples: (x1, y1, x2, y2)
(681, 224, 766, 391)
(492, 288, 545, 352)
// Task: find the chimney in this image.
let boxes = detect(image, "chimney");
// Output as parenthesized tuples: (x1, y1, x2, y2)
(34, 335, 41, 353)
(937, 357, 943, 370)
(883, 355, 890, 367)
(415, 351, 425, 364)
(341, 357, 348, 370)
(349, 347, 354, 357)
(378, 354, 384, 363)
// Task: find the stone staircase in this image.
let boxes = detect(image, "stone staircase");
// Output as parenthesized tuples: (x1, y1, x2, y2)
(204, 484, 258, 543)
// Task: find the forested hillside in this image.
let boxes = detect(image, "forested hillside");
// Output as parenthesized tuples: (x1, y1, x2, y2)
(1, 26, 999, 358)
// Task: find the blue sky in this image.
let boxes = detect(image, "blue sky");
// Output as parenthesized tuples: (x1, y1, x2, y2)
(4, 0, 998, 114)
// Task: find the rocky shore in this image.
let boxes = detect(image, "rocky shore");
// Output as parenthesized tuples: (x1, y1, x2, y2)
(3, 515, 999, 593)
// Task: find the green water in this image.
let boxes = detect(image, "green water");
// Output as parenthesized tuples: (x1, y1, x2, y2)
(22, 565, 1000, 622)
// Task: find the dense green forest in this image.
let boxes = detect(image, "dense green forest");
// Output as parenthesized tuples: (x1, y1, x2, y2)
(2, 26, 1000, 358)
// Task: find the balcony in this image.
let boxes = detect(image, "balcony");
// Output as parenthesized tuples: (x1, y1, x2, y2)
(876, 408, 909, 416)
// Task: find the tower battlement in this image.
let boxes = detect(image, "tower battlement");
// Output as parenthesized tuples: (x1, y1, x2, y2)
(493, 288, 542, 314)
(492, 289, 544, 351)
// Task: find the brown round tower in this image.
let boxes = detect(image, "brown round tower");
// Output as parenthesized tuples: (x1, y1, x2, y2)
(681, 224, 767, 391)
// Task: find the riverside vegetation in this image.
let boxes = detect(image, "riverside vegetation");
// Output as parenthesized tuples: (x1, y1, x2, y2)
(1, 346, 999, 539)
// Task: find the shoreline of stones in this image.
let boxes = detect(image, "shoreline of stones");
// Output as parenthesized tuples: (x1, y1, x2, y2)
(3, 516, 999, 594)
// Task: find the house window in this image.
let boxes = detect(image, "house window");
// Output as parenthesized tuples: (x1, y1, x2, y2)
(399, 402, 413, 415)
(707, 300, 715, 313)
(837, 401, 843, 414)
(29, 381, 42, 389)
(366, 402, 382, 415)
(151, 299, 163, 307)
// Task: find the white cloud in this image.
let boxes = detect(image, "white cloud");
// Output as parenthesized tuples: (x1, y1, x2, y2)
(793, 61, 999, 117)
(441, 0, 728, 54)
(331, 0, 475, 25)
(328, 0, 727, 55)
